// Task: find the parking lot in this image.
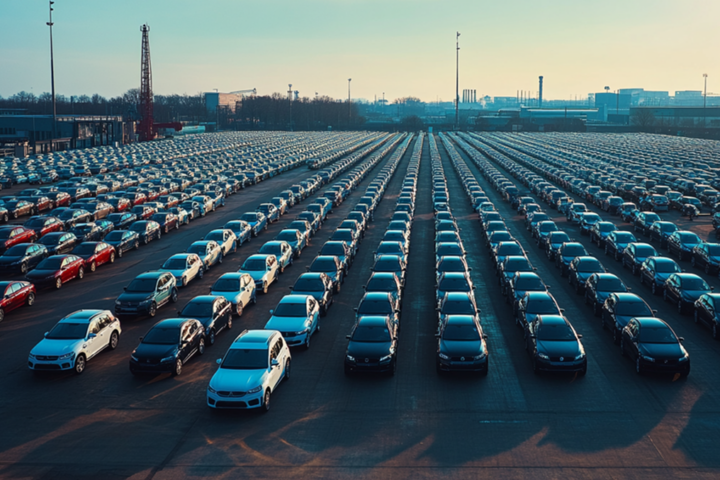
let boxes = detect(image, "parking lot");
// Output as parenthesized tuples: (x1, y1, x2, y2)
(2, 132, 720, 479)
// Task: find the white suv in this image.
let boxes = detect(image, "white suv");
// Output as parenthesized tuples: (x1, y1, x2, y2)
(28, 310, 122, 374)
(207, 329, 290, 411)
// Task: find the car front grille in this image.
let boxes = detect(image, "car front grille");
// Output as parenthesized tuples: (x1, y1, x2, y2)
(451, 356, 475, 362)
(216, 401, 248, 408)
(36, 355, 59, 361)
(34, 364, 61, 370)
(217, 391, 247, 397)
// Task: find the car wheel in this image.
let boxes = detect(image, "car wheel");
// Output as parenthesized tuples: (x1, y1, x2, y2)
(252, 293, 257, 304)
(218, 254, 223, 265)
(335, 282, 341, 294)
(110, 252, 115, 263)
(143, 236, 149, 245)
(262, 282, 268, 294)
(172, 358, 182, 376)
(663, 290, 669, 302)
(26, 292, 35, 306)
(148, 302, 157, 317)
(280, 264, 285, 274)
(135, 241, 140, 250)
(55, 277, 62, 289)
(157, 231, 162, 240)
(284, 359, 291, 380)
(20, 262, 28, 274)
(198, 338, 205, 354)
(304, 332, 311, 350)
(579, 363, 587, 376)
(612, 328, 620, 345)
(90, 261, 96, 273)
(705, 263, 711, 274)
(631, 264, 637, 275)
(262, 389, 271, 412)
(109, 331, 119, 350)
(12, 211, 18, 219)
(691, 257, 696, 268)
(74, 354, 86, 374)
(78, 267, 85, 279)
(181, 276, 187, 287)
(1, 214, 7, 223)
(614, 251, 619, 261)
(170, 289, 178, 303)
(0, 308, 4, 323)
(209, 329, 216, 346)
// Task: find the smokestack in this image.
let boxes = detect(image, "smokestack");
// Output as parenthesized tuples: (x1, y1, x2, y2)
(538, 76, 544, 108)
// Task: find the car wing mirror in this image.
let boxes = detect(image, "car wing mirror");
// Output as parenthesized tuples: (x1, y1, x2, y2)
(346, 334, 352, 339)
(216, 358, 222, 365)
(139, 336, 144, 341)
(577, 334, 583, 339)
(678, 337, 685, 342)
(271, 358, 280, 368)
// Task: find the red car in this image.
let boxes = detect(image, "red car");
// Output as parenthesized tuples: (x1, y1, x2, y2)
(24, 216, 65, 238)
(123, 192, 147, 206)
(108, 197, 131, 212)
(142, 189, 160, 201)
(0, 281, 36, 322)
(131, 205, 156, 220)
(0, 226, 38, 254)
(71, 241, 116, 272)
(25, 254, 85, 289)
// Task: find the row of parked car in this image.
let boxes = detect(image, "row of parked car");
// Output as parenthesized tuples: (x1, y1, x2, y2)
(451, 132, 696, 376)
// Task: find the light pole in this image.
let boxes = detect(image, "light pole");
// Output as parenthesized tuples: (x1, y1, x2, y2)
(213, 88, 219, 131)
(382, 92, 385, 116)
(348, 78, 352, 128)
(703, 73, 708, 130)
(47, 1, 57, 152)
(455, 32, 460, 130)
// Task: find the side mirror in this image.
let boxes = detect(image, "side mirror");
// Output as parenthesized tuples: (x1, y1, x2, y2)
(271, 358, 280, 368)
(44, 332, 48, 338)
(678, 337, 685, 342)
(305, 267, 310, 272)
(434, 333, 440, 338)
(177, 311, 182, 316)
(712, 287, 716, 291)
(139, 336, 144, 341)
(346, 334, 351, 339)
(269, 309, 274, 315)
(653, 309, 658, 314)
(560, 308, 565, 313)
(216, 358, 222, 365)
(353, 308, 358, 312)
(578, 334, 583, 339)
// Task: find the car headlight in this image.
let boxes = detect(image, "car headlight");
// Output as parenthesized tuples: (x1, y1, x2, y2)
(58, 352, 75, 360)
(295, 328, 310, 335)
(640, 354, 655, 363)
(537, 353, 550, 360)
(140, 298, 153, 306)
(160, 355, 175, 363)
(207, 386, 217, 394)
(115, 300, 122, 306)
(438, 353, 450, 360)
(574, 353, 585, 361)
(247, 385, 263, 394)
(345, 355, 356, 362)
(379, 354, 393, 363)
(473, 353, 487, 360)
(131, 355, 139, 362)
(28, 353, 36, 360)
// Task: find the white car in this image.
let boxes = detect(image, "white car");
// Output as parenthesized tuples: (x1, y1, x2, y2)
(192, 195, 215, 215)
(187, 240, 223, 269)
(204, 229, 237, 256)
(239, 254, 279, 294)
(159, 253, 204, 287)
(210, 272, 257, 316)
(207, 329, 291, 411)
(264, 295, 320, 349)
(28, 309, 122, 374)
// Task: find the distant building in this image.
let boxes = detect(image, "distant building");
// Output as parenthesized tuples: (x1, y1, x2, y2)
(595, 92, 632, 112)
(630, 106, 720, 127)
(204, 92, 245, 113)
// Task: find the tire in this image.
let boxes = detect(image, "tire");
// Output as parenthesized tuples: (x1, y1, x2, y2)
(89, 261, 96, 273)
(218, 254, 223, 265)
(691, 257, 696, 268)
(172, 358, 182, 377)
(20, 262, 28, 274)
(181, 276, 187, 287)
(109, 331, 119, 350)
(652, 282, 658, 295)
(143, 236, 149, 245)
(55, 277, 62, 289)
(198, 338, 205, 355)
(170, 289, 178, 303)
(148, 302, 157, 317)
(262, 282, 268, 294)
(612, 327, 621, 345)
(208, 329, 216, 346)
(74, 354, 86, 374)
(26, 292, 35, 306)
(705, 263, 711, 275)
(77, 267, 84, 279)
(304, 332, 311, 350)
(164, 226, 169, 234)
(0, 308, 4, 323)
(135, 241, 140, 250)
(284, 359, 291, 380)
(157, 231, 161, 240)
(632, 264, 637, 275)
(262, 389, 271, 412)
(109, 252, 115, 263)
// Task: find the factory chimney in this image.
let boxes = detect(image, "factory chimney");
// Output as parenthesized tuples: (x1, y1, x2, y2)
(538, 76, 544, 108)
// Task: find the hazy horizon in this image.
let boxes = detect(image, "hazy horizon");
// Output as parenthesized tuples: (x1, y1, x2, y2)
(2, 0, 718, 102)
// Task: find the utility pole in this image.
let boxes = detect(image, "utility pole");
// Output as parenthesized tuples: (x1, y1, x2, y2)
(348, 78, 352, 128)
(703, 73, 708, 130)
(47, 1, 57, 152)
(455, 31, 460, 130)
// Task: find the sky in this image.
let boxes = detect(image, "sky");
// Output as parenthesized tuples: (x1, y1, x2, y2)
(1, 0, 718, 103)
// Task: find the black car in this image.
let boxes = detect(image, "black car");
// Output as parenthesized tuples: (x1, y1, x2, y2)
(667, 231, 701, 261)
(543, 231, 571, 258)
(129, 318, 206, 376)
(622, 243, 657, 275)
(601, 292, 655, 344)
(290, 273, 334, 316)
(620, 317, 689, 377)
(567, 256, 605, 294)
(103, 230, 140, 257)
(57, 208, 93, 228)
(691, 242, 720, 274)
(151, 212, 179, 233)
(604, 231, 637, 261)
(694, 293, 720, 339)
(177, 295, 233, 345)
(344, 315, 398, 376)
(647, 221, 678, 248)
(584, 273, 628, 316)
(555, 242, 588, 276)
(38, 232, 79, 255)
(107, 212, 137, 230)
(663, 273, 712, 314)
(0, 243, 48, 274)
(129, 220, 162, 245)
(639, 256, 682, 295)
(526, 315, 586, 375)
(69, 223, 103, 242)
(506, 272, 547, 313)
(435, 314, 488, 375)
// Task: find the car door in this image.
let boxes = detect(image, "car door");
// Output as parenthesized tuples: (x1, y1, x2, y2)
(627, 320, 641, 359)
(85, 317, 103, 358)
(178, 322, 193, 362)
(268, 339, 283, 388)
(5, 282, 23, 312)
(240, 274, 253, 305)
(156, 275, 170, 305)
(216, 298, 231, 329)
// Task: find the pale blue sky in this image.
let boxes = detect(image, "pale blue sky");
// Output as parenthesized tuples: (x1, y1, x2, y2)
(1, 0, 718, 102)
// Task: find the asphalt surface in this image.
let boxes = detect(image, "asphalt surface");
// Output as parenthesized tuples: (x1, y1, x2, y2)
(1, 134, 720, 479)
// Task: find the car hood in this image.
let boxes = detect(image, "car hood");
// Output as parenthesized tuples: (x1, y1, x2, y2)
(158, 268, 187, 277)
(653, 272, 672, 282)
(615, 315, 635, 328)
(133, 343, 177, 360)
(291, 290, 324, 301)
(211, 291, 243, 304)
(682, 289, 710, 301)
(347, 341, 392, 358)
(31, 338, 82, 356)
(209, 367, 268, 392)
(117, 292, 154, 303)
(440, 339, 483, 356)
(537, 340, 581, 357)
(265, 315, 309, 331)
(0, 255, 23, 265)
(240, 270, 266, 281)
(639, 342, 684, 360)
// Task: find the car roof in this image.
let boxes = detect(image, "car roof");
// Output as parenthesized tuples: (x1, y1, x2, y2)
(613, 292, 645, 302)
(356, 316, 390, 326)
(444, 315, 477, 325)
(279, 294, 310, 304)
(635, 317, 669, 328)
(136, 271, 167, 279)
(186, 295, 218, 304)
(60, 309, 106, 323)
(232, 329, 275, 348)
(537, 315, 567, 326)
(444, 292, 473, 300)
(153, 318, 189, 328)
(362, 292, 391, 300)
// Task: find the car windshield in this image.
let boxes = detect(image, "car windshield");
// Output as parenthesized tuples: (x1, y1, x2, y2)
(598, 277, 626, 290)
(443, 324, 480, 341)
(516, 277, 544, 290)
(205, 232, 222, 241)
(655, 261, 679, 273)
(4, 245, 28, 256)
(36, 257, 63, 270)
(143, 327, 179, 345)
(332, 231, 353, 241)
(104, 231, 124, 241)
(439, 277, 470, 291)
(259, 244, 281, 254)
(221, 348, 268, 369)
(550, 234, 570, 243)
(527, 299, 558, 314)
(366, 277, 397, 291)
(46, 322, 87, 340)
(378, 244, 402, 254)
(537, 324, 576, 341)
(352, 325, 391, 342)
(126, 278, 157, 293)
(293, 278, 323, 291)
(130, 223, 146, 232)
(615, 233, 635, 242)
(321, 245, 344, 256)
(212, 277, 239, 292)
(274, 303, 307, 317)
(276, 232, 297, 241)
(708, 245, 720, 256)
(163, 258, 188, 269)
(437, 245, 463, 256)
(578, 260, 602, 272)
(443, 300, 475, 314)
(181, 302, 213, 317)
(640, 326, 678, 344)
(616, 301, 652, 316)
(563, 246, 586, 256)
(241, 259, 266, 270)
(73, 244, 97, 255)
(240, 214, 257, 222)
(24, 218, 46, 227)
(358, 300, 393, 315)
(679, 233, 700, 244)
(682, 278, 710, 290)
(187, 244, 206, 255)
(72, 226, 92, 234)
(311, 259, 336, 271)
